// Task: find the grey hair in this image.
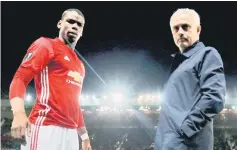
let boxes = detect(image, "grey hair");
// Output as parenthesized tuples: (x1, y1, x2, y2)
(170, 8, 200, 26)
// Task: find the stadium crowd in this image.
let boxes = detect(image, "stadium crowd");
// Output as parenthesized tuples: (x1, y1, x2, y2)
(1, 107, 237, 150)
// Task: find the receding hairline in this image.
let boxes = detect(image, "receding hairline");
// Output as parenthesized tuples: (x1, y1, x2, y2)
(61, 8, 85, 20)
(170, 8, 201, 26)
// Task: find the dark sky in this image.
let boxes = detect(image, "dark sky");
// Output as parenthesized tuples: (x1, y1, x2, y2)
(2, 2, 237, 98)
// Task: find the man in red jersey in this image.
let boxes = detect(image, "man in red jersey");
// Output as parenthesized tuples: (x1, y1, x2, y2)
(9, 8, 92, 150)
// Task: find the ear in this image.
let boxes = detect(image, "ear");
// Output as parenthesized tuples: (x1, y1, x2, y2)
(197, 25, 201, 34)
(57, 20, 62, 29)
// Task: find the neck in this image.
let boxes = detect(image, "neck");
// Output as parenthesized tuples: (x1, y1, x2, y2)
(67, 42, 76, 50)
(179, 40, 199, 53)
(58, 36, 76, 50)
(179, 46, 186, 53)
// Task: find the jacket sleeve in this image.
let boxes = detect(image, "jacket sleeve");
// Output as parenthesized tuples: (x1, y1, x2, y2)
(9, 37, 54, 100)
(180, 48, 226, 138)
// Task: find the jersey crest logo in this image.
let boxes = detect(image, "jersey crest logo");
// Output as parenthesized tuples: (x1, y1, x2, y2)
(67, 71, 83, 82)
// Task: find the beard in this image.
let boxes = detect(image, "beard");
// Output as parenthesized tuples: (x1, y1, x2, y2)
(67, 35, 76, 43)
(64, 32, 78, 45)
(180, 41, 189, 48)
(60, 29, 79, 46)
(177, 38, 190, 47)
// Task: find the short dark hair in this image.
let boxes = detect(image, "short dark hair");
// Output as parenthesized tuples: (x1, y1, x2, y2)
(61, 8, 85, 20)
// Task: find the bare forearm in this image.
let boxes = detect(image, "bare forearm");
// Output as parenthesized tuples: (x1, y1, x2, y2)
(10, 97, 26, 115)
(77, 126, 87, 136)
(78, 126, 89, 141)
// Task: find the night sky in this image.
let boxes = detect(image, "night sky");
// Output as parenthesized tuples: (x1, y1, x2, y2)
(2, 2, 237, 101)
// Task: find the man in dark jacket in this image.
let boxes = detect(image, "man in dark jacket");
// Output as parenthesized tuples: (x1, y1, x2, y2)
(154, 8, 226, 150)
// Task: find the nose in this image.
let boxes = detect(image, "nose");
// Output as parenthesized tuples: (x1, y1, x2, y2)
(177, 28, 185, 38)
(177, 27, 185, 35)
(71, 23, 79, 31)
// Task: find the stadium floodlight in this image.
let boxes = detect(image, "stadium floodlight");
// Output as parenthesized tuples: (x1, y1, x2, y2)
(112, 92, 123, 101)
(156, 92, 161, 99)
(145, 94, 151, 100)
(26, 94, 32, 102)
(85, 95, 89, 99)
(103, 95, 108, 99)
(92, 95, 96, 100)
(107, 79, 131, 96)
(231, 106, 236, 110)
(223, 108, 227, 111)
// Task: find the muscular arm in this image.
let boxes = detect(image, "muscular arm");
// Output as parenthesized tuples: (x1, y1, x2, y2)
(9, 37, 54, 113)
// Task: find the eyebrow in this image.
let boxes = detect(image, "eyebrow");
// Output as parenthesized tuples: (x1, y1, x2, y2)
(66, 18, 84, 26)
(173, 23, 190, 27)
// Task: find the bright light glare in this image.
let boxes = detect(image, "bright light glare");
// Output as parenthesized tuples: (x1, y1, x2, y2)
(110, 91, 126, 106)
(112, 92, 123, 101)
(92, 95, 96, 99)
(26, 94, 32, 102)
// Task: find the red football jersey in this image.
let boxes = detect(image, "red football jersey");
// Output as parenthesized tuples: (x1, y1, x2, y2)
(10, 37, 86, 129)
